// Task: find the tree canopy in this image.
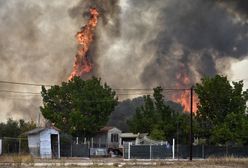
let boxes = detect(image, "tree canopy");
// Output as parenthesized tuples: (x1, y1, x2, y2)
(40, 76, 118, 137)
(128, 87, 189, 142)
(0, 118, 36, 138)
(195, 75, 248, 145)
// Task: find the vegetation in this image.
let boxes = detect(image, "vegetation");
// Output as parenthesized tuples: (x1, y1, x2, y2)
(128, 87, 190, 143)
(40, 76, 118, 137)
(0, 118, 36, 138)
(195, 75, 248, 145)
(128, 75, 248, 145)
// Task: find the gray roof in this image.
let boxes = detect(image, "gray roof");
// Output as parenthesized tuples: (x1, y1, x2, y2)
(24, 126, 60, 135)
(24, 127, 46, 135)
(121, 133, 148, 138)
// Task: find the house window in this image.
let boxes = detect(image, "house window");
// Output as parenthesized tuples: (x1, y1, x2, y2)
(111, 134, 119, 142)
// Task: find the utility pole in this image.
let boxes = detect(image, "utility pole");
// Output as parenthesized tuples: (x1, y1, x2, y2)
(189, 86, 194, 161)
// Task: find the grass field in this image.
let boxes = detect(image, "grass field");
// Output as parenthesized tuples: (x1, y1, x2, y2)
(0, 155, 248, 167)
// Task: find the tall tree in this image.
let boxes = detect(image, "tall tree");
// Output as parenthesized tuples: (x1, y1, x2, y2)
(40, 76, 118, 137)
(128, 87, 178, 141)
(195, 75, 248, 144)
(0, 119, 36, 138)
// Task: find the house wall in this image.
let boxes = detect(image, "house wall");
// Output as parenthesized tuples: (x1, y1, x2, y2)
(39, 129, 60, 158)
(28, 134, 40, 157)
(93, 128, 122, 149)
(107, 128, 122, 149)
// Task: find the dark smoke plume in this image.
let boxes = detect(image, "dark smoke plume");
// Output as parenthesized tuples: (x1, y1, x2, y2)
(0, 0, 248, 122)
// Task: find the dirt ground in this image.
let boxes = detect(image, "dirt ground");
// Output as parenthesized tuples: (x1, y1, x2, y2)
(0, 156, 248, 167)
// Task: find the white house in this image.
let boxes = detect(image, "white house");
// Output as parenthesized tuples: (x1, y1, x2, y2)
(120, 133, 148, 145)
(93, 126, 122, 149)
(25, 126, 60, 159)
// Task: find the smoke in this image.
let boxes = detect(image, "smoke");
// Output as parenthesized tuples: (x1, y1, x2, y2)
(0, 0, 248, 121)
(90, 0, 248, 91)
(0, 0, 81, 121)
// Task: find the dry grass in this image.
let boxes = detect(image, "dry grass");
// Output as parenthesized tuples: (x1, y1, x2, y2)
(0, 155, 248, 167)
(0, 154, 34, 164)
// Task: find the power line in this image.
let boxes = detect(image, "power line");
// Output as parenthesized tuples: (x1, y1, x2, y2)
(114, 88, 190, 91)
(0, 89, 41, 95)
(0, 80, 52, 87)
(0, 80, 192, 90)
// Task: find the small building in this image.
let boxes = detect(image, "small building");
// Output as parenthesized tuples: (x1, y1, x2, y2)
(25, 126, 60, 159)
(93, 126, 122, 149)
(120, 133, 148, 145)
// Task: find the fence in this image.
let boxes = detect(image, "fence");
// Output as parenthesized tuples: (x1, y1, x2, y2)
(176, 145, 248, 159)
(124, 143, 172, 159)
(60, 137, 89, 157)
(124, 142, 248, 159)
(60, 143, 89, 157)
(0, 137, 29, 155)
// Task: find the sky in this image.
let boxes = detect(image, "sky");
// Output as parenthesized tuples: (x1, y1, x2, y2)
(0, 0, 248, 122)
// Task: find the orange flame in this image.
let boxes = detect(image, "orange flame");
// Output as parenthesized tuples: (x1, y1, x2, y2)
(173, 72, 198, 112)
(68, 8, 99, 80)
(175, 90, 198, 113)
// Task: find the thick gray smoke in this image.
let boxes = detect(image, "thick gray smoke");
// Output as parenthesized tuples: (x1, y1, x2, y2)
(0, 0, 81, 121)
(0, 0, 248, 121)
(91, 0, 248, 91)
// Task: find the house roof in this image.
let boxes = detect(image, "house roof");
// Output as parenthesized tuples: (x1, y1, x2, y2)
(121, 133, 148, 138)
(98, 126, 122, 133)
(24, 125, 60, 135)
(24, 127, 46, 135)
(99, 126, 114, 132)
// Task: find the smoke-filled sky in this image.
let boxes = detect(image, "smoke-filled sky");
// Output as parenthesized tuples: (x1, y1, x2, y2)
(0, 0, 248, 122)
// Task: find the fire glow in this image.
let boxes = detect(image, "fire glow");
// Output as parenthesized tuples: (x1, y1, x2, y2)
(173, 72, 198, 112)
(68, 8, 99, 80)
(68, 7, 197, 112)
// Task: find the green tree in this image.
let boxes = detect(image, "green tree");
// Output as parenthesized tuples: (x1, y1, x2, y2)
(0, 119, 36, 138)
(128, 87, 178, 141)
(195, 75, 248, 144)
(40, 76, 118, 137)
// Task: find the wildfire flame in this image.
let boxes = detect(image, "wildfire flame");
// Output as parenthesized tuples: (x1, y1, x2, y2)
(68, 8, 99, 80)
(173, 72, 198, 112)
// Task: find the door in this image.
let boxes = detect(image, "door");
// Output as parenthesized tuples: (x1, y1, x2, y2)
(51, 134, 58, 158)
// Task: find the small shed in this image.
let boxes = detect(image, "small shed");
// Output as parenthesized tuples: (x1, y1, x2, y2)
(25, 126, 60, 158)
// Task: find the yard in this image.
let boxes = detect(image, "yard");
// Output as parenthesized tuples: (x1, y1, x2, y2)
(0, 155, 248, 168)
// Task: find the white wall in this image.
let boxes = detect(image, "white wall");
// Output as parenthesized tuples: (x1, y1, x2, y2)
(39, 128, 59, 158)
(28, 134, 40, 148)
(107, 128, 122, 148)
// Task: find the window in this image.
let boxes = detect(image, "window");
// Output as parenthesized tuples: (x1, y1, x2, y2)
(111, 134, 119, 142)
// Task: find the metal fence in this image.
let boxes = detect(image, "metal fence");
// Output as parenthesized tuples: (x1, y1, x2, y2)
(124, 143, 172, 159)
(60, 136, 90, 157)
(60, 143, 89, 157)
(0, 137, 29, 154)
(124, 142, 248, 159)
(176, 145, 248, 159)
